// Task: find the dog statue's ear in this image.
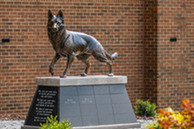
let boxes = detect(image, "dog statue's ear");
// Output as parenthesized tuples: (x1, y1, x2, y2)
(48, 10, 53, 20)
(57, 10, 64, 19)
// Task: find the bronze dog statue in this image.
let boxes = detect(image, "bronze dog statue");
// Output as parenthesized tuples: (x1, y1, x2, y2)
(48, 10, 118, 78)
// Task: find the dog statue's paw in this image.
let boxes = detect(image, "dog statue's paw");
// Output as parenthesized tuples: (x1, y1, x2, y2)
(60, 75, 67, 78)
(80, 73, 87, 77)
(108, 73, 114, 77)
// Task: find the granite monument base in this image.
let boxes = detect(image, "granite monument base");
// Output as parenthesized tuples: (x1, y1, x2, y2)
(21, 76, 140, 129)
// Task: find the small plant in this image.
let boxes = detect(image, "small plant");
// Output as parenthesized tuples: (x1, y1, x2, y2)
(134, 99, 157, 117)
(145, 99, 194, 129)
(39, 115, 72, 129)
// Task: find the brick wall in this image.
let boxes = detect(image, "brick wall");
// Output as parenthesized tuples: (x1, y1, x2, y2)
(157, 0, 194, 110)
(144, 0, 158, 103)
(0, 0, 145, 114)
(0, 0, 193, 115)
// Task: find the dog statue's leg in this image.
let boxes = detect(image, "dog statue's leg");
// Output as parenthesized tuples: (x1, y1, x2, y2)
(76, 53, 91, 77)
(92, 50, 114, 77)
(49, 53, 61, 76)
(107, 61, 113, 77)
(80, 59, 90, 76)
(60, 53, 75, 78)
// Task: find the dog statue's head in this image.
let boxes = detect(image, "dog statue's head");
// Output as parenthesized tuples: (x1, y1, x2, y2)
(48, 10, 65, 32)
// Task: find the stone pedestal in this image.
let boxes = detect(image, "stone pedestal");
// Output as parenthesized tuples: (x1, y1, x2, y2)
(21, 76, 140, 129)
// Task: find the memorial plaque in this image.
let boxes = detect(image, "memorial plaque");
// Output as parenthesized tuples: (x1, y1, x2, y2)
(25, 86, 59, 126)
(22, 76, 140, 129)
(59, 85, 137, 127)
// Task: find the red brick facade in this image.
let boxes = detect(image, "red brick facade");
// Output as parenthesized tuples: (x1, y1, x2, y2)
(0, 0, 193, 114)
(157, 0, 194, 110)
(144, 0, 158, 104)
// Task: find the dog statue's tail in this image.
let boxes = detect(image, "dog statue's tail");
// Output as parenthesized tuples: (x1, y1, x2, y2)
(104, 51, 118, 60)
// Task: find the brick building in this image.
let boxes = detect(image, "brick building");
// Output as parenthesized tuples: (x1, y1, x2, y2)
(0, 0, 193, 115)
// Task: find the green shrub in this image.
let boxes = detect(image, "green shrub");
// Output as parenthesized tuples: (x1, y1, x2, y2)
(39, 115, 72, 129)
(134, 99, 156, 117)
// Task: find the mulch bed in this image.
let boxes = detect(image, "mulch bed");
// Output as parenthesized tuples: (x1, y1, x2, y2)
(0, 114, 155, 121)
(136, 115, 155, 120)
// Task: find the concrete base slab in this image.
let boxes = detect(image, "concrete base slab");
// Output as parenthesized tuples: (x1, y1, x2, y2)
(35, 75, 127, 86)
(21, 122, 141, 129)
(73, 123, 141, 129)
(21, 125, 39, 129)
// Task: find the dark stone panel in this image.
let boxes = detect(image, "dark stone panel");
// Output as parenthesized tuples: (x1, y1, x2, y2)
(60, 87, 78, 96)
(128, 112, 137, 122)
(115, 114, 132, 124)
(82, 116, 99, 126)
(111, 94, 130, 104)
(25, 86, 59, 126)
(61, 116, 83, 126)
(79, 96, 96, 105)
(80, 104, 98, 116)
(95, 95, 111, 104)
(110, 85, 126, 94)
(78, 86, 94, 95)
(60, 105, 81, 117)
(62, 96, 79, 105)
(98, 115, 115, 125)
(112, 104, 131, 114)
(97, 104, 113, 115)
(94, 85, 109, 95)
